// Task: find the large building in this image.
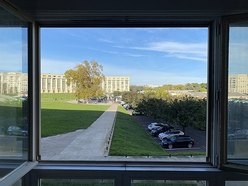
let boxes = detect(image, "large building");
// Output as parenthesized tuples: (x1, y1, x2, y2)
(102, 76, 130, 95)
(229, 74, 248, 94)
(0, 72, 28, 96)
(41, 74, 130, 94)
(41, 73, 75, 93)
(0, 72, 130, 95)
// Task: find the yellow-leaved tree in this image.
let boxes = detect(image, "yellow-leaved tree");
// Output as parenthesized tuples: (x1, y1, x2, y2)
(65, 61, 105, 102)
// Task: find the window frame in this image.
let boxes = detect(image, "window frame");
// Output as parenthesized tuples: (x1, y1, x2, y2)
(32, 18, 220, 186)
(0, 1, 38, 185)
(38, 22, 212, 164)
(220, 13, 248, 173)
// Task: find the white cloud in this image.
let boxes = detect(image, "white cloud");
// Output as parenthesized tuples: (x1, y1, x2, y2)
(133, 41, 207, 62)
(103, 63, 206, 86)
(98, 38, 115, 43)
(87, 47, 146, 58)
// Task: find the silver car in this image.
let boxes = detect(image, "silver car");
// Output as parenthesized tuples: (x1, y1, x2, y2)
(7, 126, 28, 136)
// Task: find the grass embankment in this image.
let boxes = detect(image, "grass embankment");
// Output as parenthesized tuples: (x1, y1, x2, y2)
(109, 106, 205, 157)
(41, 93, 109, 137)
(109, 106, 166, 156)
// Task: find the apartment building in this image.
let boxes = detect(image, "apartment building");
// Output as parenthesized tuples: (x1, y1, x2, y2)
(229, 74, 248, 94)
(102, 76, 130, 94)
(0, 72, 130, 95)
(41, 73, 75, 93)
(0, 72, 28, 96)
(41, 74, 130, 94)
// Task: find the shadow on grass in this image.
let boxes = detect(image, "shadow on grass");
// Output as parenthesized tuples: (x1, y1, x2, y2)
(41, 108, 106, 137)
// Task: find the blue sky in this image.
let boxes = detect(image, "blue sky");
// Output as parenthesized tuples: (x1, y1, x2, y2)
(0, 28, 28, 73)
(41, 28, 208, 86)
(229, 26, 248, 74)
(1, 27, 209, 86)
(1, 26, 247, 86)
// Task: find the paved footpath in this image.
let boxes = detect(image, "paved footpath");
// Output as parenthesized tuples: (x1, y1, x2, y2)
(41, 103, 118, 160)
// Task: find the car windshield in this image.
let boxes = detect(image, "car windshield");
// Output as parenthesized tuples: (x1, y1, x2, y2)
(169, 136, 177, 141)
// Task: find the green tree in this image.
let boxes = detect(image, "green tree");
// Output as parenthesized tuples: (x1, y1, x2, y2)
(64, 61, 105, 102)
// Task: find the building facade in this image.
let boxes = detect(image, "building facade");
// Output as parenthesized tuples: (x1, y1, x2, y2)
(229, 74, 248, 94)
(0, 72, 28, 96)
(0, 72, 130, 95)
(102, 76, 130, 95)
(41, 73, 75, 93)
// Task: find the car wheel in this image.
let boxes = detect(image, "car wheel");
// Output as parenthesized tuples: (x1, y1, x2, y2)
(188, 143, 193, 148)
(168, 144, 173, 149)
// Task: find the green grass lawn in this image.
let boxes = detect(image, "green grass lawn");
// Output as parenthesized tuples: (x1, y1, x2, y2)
(41, 94, 109, 137)
(41, 94, 205, 157)
(109, 106, 166, 156)
(41, 93, 75, 102)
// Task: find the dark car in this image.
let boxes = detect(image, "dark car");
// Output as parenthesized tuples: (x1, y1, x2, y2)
(160, 135, 194, 149)
(150, 124, 174, 137)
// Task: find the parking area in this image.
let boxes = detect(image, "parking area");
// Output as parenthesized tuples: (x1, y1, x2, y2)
(133, 115, 206, 153)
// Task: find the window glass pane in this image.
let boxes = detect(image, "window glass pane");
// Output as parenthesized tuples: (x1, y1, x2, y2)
(41, 28, 208, 162)
(0, 5, 29, 177)
(40, 179, 114, 186)
(228, 21, 248, 165)
(131, 180, 206, 186)
(226, 181, 248, 186)
(12, 179, 22, 186)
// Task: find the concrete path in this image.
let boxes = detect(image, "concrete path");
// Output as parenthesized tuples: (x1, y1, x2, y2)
(41, 103, 118, 160)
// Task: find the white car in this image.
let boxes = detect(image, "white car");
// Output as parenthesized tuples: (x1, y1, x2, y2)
(158, 129, 184, 141)
(147, 122, 166, 131)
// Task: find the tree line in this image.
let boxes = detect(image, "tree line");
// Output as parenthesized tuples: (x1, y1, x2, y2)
(120, 86, 206, 131)
(136, 97, 206, 132)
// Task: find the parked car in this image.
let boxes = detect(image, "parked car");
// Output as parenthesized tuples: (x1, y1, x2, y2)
(150, 124, 174, 137)
(158, 129, 184, 141)
(131, 109, 144, 116)
(123, 103, 131, 110)
(160, 135, 194, 149)
(7, 126, 28, 136)
(147, 122, 163, 131)
(228, 129, 248, 140)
